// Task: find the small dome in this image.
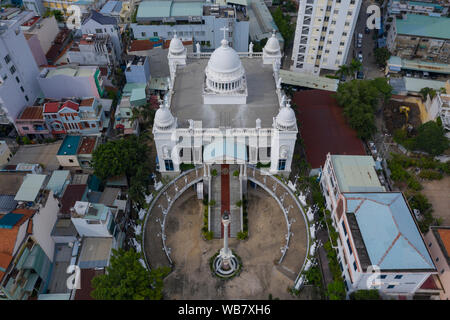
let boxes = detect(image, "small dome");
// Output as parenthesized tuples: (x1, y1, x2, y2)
(154, 106, 174, 129)
(207, 39, 242, 74)
(276, 107, 296, 129)
(264, 33, 281, 54)
(169, 35, 184, 55)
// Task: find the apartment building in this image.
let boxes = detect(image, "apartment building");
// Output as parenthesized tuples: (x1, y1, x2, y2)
(0, 141, 12, 167)
(387, 0, 449, 17)
(425, 81, 450, 130)
(386, 14, 450, 64)
(0, 11, 42, 126)
(125, 56, 151, 84)
(131, 2, 250, 52)
(15, 106, 52, 138)
(291, 0, 362, 75)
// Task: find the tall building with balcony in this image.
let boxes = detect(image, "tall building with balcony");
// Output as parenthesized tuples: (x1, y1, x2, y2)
(0, 11, 42, 126)
(291, 0, 362, 75)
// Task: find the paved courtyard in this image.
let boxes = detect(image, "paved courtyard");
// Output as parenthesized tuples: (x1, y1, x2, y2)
(421, 177, 450, 225)
(162, 187, 312, 299)
(9, 142, 62, 173)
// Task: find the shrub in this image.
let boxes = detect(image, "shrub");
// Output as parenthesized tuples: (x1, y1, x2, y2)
(233, 170, 239, 177)
(237, 231, 248, 240)
(407, 177, 422, 191)
(236, 200, 242, 207)
(209, 200, 216, 207)
(203, 231, 214, 240)
(211, 169, 218, 176)
(350, 290, 381, 300)
(418, 169, 443, 180)
(327, 280, 346, 300)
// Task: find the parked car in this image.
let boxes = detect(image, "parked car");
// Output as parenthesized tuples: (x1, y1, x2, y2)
(358, 52, 363, 63)
(358, 33, 363, 40)
(406, 72, 412, 77)
(423, 71, 430, 79)
(340, 74, 347, 82)
(357, 71, 364, 79)
(357, 39, 362, 48)
(365, 27, 371, 34)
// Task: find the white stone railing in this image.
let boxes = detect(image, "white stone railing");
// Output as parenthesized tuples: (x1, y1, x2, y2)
(187, 52, 263, 59)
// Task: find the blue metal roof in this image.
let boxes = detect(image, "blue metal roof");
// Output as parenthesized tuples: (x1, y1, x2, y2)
(46, 170, 70, 195)
(0, 213, 24, 229)
(344, 192, 434, 270)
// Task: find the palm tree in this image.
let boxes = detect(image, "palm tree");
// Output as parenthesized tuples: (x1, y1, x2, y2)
(349, 58, 362, 79)
(335, 65, 350, 79)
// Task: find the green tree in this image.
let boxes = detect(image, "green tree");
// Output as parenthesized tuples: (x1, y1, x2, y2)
(413, 121, 449, 156)
(335, 64, 350, 79)
(91, 249, 170, 300)
(419, 87, 437, 100)
(92, 135, 149, 180)
(374, 47, 391, 67)
(326, 280, 346, 300)
(349, 58, 362, 77)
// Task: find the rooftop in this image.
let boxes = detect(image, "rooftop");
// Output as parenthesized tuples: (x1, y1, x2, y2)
(84, 9, 117, 26)
(395, 14, 450, 39)
(330, 155, 385, 193)
(74, 268, 104, 300)
(98, 187, 120, 207)
(431, 227, 450, 266)
(17, 106, 44, 121)
(137, 1, 204, 20)
(14, 174, 47, 202)
(171, 58, 279, 128)
(279, 70, 338, 92)
(0, 172, 27, 196)
(45, 170, 70, 196)
(0, 195, 17, 213)
(78, 237, 112, 269)
(293, 90, 366, 168)
(60, 184, 87, 215)
(58, 136, 82, 156)
(76, 136, 97, 155)
(403, 77, 447, 93)
(100, 0, 123, 15)
(344, 192, 435, 271)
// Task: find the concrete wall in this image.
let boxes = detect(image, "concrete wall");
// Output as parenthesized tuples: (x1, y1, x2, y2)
(0, 141, 12, 166)
(37, 72, 100, 99)
(81, 19, 122, 60)
(32, 191, 58, 262)
(71, 212, 112, 238)
(425, 230, 450, 300)
(26, 33, 47, 66)
(125, 57, 151, 83)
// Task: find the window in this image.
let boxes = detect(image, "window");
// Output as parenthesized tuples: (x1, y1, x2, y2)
(23, 126, 29, 131)
(350, 0, 355, 3)
(342, 221, 347, 236)
(428, 242, 432, 247)
(165, 159, 174, 171)
(153, 32, 158, 37)
(348, 10, 353, 16)
(441, 269, 445, 274)
(379, 275, 387, 279)
(15, 76, 20, 83)
(278, 159, 286, 171)
(25, 95, 29, 102)
(343, 32, 347, 36)
(346, 238, 353, 255)
(340, 41, 345, 46)
(4, 55, 11, 64)
(95, 28, 102, 33)
(394, 275, 403, 279)
(436, 257, 439, 262)
(69, 159, 74, 163)
(387, 285, 395, 289)
(353, 261, 357, 271)
(339, 262, 343, 271)
(141, 32, 146, 37)
(20, 86, 24, 92)
(10, 65, 16, 74)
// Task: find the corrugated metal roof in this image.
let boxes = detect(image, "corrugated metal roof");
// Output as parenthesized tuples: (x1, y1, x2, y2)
(137, 0, 203, 19)
(14, 174, 47, 202)
(396, 14, 450, 39)
(78, 237, 112, 269)
(344, 192, 435, 270)
(45, 170, 70, 195)
(331, 155, 385, 193)
(279, 69, 339, 92)
(404, 77, 447, 93)
(0, 195, 18, 213)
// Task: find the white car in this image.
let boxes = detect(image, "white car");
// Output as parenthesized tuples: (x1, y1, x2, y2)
(358, 33, 363, 40)
(358, 53, 363, 63)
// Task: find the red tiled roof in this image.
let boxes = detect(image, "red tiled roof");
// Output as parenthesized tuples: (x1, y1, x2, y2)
(80, 98, 95, 107)
(61, 100, 79, 112)
(60, 184, 87, 215)
(129, 40, 154, 52)
(293, 89, 366, 168)
(43, 102, 61, 113)
(18, 106, 44, 120)
(437, 229, 450, 257)
(0, 209, 34, 281)
(22, 16, 40, 27)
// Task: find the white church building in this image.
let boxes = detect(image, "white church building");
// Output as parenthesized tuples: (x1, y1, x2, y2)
(152, 30, 298, 181)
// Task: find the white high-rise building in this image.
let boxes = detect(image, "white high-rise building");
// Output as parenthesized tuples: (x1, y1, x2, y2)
(291, 0, 362, 75)
(0, 11, 42, 126)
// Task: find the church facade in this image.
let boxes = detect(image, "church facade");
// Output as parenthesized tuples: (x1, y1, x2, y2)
(152, 31, 298, 181)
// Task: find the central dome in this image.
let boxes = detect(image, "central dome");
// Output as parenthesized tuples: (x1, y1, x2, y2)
(207, 39, 242, 74)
